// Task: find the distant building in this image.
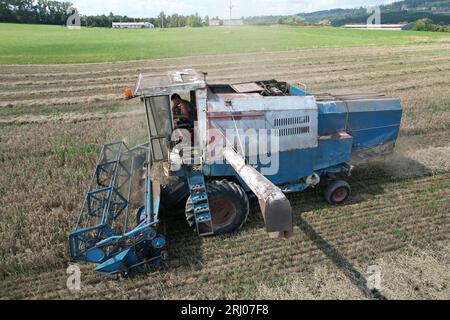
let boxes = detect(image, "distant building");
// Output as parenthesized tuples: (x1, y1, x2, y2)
(432, 8, 450, 14)
(112, 22, 154, 29)
(344, 24, 410, 31)
(223, 19, 244, 26)
(210, 19, 222, 26)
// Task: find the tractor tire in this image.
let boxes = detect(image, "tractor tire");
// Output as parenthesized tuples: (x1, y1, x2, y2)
(149, 162, 189, 213)
(160, 176, 190, 212)
(325, 180, 351, 205)
(186, 180, 249, 236)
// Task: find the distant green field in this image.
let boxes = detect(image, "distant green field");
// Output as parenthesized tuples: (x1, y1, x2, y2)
(1, 23, 449, 64)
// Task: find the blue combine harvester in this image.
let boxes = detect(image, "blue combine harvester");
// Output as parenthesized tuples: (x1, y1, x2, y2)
(69, 69, 402, 275)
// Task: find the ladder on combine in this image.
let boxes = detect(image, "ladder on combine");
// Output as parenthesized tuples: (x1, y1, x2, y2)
(187, 166, 214, 237)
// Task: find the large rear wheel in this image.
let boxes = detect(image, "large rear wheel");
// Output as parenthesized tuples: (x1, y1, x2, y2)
(186, 180, 249, 235)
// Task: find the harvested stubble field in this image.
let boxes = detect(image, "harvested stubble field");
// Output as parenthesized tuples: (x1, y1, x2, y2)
(0, 37, 450, 299)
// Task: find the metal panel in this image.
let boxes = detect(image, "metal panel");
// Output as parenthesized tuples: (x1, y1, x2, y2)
(231, 82, 264, 93)
(267, 149, 316, 183)
(135, 69, 206, 97)
(208, 95, 317, 112)
(195, 88, 208, 160)
(205, 95, 318, 165)
(317, 98, 402, 154)
(206, 109, 318, 161)
(266, 110, 318, 150)
(314, 134, 353, 170)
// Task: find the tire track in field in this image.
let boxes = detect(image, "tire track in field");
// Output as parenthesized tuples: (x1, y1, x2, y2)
(1, 44, 449, 87)
(17, 225, 449, 299)
(1, 172, 448, 299)
(0, 44, 449, 112)
(2, 42, 450, 74)
(2, 47, 449, 86)
(2, 59, 450, 108)
(3, 53, 448, 97)
(1, 49, 448, 84)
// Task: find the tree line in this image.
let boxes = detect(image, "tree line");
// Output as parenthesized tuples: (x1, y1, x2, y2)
(76, 11, 212, 28)
(0, 0, 73, 25)
(412, 18, 450, 32)
(82, 12, 210, 28)
(331, 11, 450, 27)
(0, 0, 211, 28)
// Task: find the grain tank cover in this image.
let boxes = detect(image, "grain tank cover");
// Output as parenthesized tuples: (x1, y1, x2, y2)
(134, 69, 206, 97)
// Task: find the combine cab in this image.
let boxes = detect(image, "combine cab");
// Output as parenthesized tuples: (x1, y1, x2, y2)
(69, 69, 402, 275)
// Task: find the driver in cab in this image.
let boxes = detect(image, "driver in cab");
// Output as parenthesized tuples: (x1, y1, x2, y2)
(171, 94, 196, 129)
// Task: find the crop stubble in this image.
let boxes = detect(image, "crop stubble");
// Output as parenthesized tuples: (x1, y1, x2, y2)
(0, 43, 449, 299)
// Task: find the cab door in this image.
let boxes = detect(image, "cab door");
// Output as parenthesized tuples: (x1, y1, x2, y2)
(144, 95, 173, 162)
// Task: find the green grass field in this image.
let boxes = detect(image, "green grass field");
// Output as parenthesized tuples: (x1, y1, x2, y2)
(1, 23, 450, 64)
